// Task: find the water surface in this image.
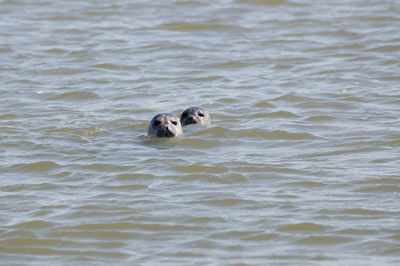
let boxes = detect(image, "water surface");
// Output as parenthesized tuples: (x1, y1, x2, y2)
(1, 0, 400, 265)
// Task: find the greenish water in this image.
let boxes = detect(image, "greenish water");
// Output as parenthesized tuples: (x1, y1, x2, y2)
(1, 0, 399, 265)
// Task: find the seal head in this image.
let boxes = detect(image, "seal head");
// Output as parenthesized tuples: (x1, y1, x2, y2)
(148, 113, 183, 138)
(180, 107, 211, 126)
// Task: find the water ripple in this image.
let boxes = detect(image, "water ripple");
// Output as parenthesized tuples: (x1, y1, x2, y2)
(46, 91, 99, 101)
(1, 0, 399, 265)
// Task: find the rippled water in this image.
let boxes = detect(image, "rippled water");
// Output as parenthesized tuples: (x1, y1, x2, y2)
(1, 0, 400, 265)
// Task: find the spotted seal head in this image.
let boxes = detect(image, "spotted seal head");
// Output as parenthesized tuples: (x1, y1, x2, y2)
(148, 113, 183, 138)
(180, 107, 211, 126)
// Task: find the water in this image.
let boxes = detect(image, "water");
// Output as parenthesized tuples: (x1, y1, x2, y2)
(1, 0, 399, 265)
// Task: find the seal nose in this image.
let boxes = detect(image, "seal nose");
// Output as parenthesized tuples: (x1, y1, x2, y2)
(165, 126, 174, 136)
(158, 128, 173, 137)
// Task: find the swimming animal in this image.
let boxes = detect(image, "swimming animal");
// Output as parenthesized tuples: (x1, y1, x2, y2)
(180, 107, 211, 126)
(148, 113, 183, 138)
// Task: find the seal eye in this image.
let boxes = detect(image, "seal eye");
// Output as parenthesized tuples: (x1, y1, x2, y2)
(154, 121, 161, 126)
(171, 121, 177, 125)
(198, 112, 204, 117)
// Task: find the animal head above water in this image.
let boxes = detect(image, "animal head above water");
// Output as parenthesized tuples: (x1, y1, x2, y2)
(148, 113, 183, 138)
(180, 107, 211, 126)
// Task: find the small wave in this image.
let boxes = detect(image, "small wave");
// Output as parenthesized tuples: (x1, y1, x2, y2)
(229, 129, 320, 140)
(305, 115, 336, 121)
(305, 147, 380, 158)
(184, 75, 223, 83)
(0, 237, 72, 247)
(15, 220, 55, 229)
(270, 92, 312, 103)
(161, 22, 238, 32)
(171, 164, 228, 174)
(231, 163, 310, 177)
(341, 208, 387, 215)
(297, 236, 352, 245)
(249, 111, 299, 119)
(4, 183, 59, 192)
(243, 233, 278, 241)
(218, 173, 248, 183)
(82, 163, 133, 172)
(191, 198, 257, 207)
(210, 230, 266, 240)
(0, 244, 127, 257)
(92, 63, 139, 71)
(95, 184, 148, 191)
(356, 185, 400, 193)
(365, 45, 400, 53)
(179, 138, 222, 148)
(41, 68, 93, 75)
(365, 16, 400, 22)
(70, 50, 90, 56)
(62, 222, 212, 232)
(336, 228, 378, 235)
(356, 178, 400, 185)
(0, 114, 17, 119)
(46, 127, 77, 133)
(286, 181, 325, 187)
(182, 173, 248, 184)
(175, 1, 207, 6)
(236, 0, 286, 5)
(116, 173, 156, 180)
(14, 161, 60, 172)
(0, 47, 14, 54)
(216, 97, 240, 103)
(252, 101, 275, 108)
(278, 222, 327, 232)
(45, 48, 67, 54)
(207, 61, 250, 69)
(46, 91, 100, 101)
(43, 15, 81, 21)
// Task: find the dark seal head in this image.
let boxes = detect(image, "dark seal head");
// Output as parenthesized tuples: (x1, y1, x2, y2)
(148, 113, 183, 138)
(180, 107, 211, 126)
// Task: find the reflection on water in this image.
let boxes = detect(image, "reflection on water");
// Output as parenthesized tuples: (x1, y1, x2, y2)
(1, 0, 399, 265)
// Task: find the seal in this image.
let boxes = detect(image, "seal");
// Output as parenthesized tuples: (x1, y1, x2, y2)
(180, 107, 211, 126)
(148, 113, 183, 138)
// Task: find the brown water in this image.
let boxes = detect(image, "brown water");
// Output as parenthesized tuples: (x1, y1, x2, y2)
(1, 0, 400, 265)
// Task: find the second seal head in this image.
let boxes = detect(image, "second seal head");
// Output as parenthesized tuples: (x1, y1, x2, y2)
(180, 107, 211, 126)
